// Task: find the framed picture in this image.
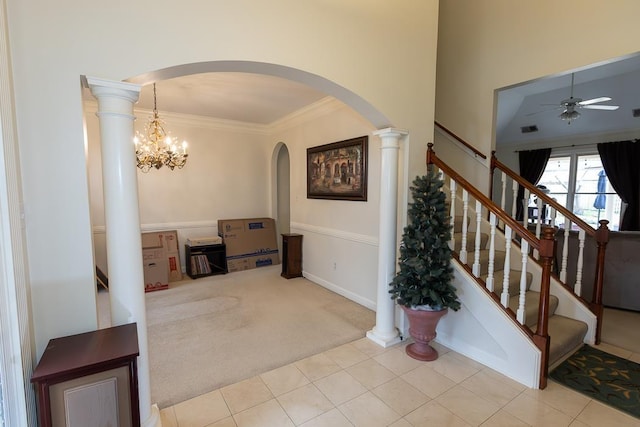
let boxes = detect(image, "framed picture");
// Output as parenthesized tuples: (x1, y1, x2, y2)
(307, 136, 368, 201)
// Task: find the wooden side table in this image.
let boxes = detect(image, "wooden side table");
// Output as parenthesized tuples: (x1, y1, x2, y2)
(281, 233, 303, 278)
(31, 323, 140, 427)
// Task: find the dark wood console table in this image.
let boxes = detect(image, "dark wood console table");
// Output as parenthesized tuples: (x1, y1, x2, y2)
(31, 323, 140, 427)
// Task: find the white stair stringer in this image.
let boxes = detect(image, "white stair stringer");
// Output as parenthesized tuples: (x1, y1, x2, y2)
(436, 264, 542, 388)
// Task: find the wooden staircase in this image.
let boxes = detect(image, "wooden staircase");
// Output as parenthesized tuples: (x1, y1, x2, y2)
(453, 217, 588, 369)
(424, 143, 607, 389)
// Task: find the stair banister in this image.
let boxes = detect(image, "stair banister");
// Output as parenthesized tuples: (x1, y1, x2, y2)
(490, 152, 610, 343)
(429, 143, 556, 388)
(491, 153, 595, 235)
(427, 144, 540, 251)
(435, 121, 487, 160)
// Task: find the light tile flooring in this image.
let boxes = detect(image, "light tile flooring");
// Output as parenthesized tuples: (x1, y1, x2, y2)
(158, 338, 640, 427)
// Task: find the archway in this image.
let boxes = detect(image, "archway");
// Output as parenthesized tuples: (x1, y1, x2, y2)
(88, 62, 406, 418)
(272, 142, 291, 256)
(126, 61, 391, 129)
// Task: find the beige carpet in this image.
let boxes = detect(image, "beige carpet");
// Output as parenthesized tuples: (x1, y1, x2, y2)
(601, 307, 640, 354)
(99, 265, 375, 408)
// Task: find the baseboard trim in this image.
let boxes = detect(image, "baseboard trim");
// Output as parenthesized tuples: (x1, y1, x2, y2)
(303, 271, 376, 311)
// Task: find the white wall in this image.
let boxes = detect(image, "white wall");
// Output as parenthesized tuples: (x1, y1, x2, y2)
(87, 102, 274, 273)
(271, 100, 380, 308)
(6, 0, 440, 357)
(88, 98, 381, 311)
(435, 1, 640, 192)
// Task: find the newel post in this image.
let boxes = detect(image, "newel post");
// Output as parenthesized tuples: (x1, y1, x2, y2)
(426, 142, 435, 166)
(534, 226, 555, 389)
(591, 219, 610, 344)
(489, 151, 497, 201)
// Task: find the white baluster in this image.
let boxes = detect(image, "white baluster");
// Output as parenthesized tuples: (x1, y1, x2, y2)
(575, 229, 586, 296)
(501, 226, 512, 307)
(533, 196, 542, 259)
(472, 200, 482, 276)
(560, 219, 570, 282)
(549, 207, 556, 228)
(460, 190, 469, 264)
(486, 212, 497, 292)
(516, 240, 529, 325)
(449, 179, 457, 251)
(523, 188, 530, 227)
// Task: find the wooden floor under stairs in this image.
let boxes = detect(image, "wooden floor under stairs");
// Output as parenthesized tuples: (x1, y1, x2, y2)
(452, 219, 588, 367)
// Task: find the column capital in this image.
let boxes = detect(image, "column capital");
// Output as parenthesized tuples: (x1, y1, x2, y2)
(85, 76, 141, 101)
(373, 127, 409, 139)
(85, 76, 141, 118)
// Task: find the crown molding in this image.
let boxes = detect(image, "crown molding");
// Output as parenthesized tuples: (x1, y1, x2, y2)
(84, 95, 347, 136)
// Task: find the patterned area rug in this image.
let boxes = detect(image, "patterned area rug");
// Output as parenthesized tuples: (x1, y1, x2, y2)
(550, 345, 640, 419)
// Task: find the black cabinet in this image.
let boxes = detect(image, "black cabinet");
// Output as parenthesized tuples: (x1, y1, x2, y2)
(185, 243, 227, 279)
(281, 233, 303, 279)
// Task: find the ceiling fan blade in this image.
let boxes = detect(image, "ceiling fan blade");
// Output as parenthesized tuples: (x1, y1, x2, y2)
(581, 104, 620, 111)
(579, 97, 612, 106)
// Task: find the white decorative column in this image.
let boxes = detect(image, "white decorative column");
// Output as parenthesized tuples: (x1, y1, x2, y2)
(87, 77, 160, 427)
(367, 127, 408, 347)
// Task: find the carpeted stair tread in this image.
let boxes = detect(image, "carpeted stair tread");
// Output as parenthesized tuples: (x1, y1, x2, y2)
(453, 232, 489, 252)
(539, 315, 588, 366)
(484, 269, 533, 296)
(452, 216, 467, 233)
(463, 249, 506, 275)
(508, 291, 559, 327)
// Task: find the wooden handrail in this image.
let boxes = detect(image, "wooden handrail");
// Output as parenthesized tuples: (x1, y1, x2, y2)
(491, 153, 595, 236)
(435, 121, 487, 160)
(427, 144, 540, 251)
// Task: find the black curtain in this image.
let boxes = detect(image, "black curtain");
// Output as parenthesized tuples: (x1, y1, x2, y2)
(597, 140, 640, 231)
(516, 148, 552, 220)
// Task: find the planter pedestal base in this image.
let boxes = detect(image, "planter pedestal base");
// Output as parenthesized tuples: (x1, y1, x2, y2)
(401, 306, 448, 361)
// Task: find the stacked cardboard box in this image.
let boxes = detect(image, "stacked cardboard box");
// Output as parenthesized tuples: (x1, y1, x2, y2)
(141, 230, 182, 292)
(218, 218, 280, 272)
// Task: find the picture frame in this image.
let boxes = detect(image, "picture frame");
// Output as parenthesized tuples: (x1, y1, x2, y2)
(307, 136, 368, 201)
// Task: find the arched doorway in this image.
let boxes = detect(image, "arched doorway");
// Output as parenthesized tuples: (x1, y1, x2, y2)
(272, 142, 291, 257)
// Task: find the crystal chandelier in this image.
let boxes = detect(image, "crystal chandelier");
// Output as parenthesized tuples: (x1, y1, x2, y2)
(134, 83, 188, 172)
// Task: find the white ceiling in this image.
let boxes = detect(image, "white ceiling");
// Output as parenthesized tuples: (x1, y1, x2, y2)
(496, 54, 640, 147)
(135, 72, 327, 125)
(127, 54, 640, 145)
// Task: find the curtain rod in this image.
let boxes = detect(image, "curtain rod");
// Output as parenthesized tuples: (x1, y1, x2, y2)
(514, 138, 639, 153)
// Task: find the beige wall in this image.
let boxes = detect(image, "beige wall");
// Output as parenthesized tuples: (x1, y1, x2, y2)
(435, 0, 640, 191)
(6, 0, 440, 356)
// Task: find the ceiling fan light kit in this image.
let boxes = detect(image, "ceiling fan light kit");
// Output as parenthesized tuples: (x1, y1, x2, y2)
(533, 73, 621, 125)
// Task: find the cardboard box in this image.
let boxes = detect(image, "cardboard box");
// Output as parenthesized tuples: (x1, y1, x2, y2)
(142, 230, 182, 291)
(142, 251, 169, 292)
(218, 218, 279, 272)
(226, 253, 280, 273)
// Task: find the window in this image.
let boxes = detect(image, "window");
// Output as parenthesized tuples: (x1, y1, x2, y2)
(537, 153, 621, 230)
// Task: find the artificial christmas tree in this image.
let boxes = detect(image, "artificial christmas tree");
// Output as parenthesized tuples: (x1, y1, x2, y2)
(390, 165, 460, 360)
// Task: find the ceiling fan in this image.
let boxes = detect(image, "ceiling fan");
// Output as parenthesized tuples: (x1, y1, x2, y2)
(532, 73, 620, 124)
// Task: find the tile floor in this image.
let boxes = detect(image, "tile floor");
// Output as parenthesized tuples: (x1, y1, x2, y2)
(158, 338, 640, 427)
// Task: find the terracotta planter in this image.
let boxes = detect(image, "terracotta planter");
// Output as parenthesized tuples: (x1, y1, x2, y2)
(401, 306, 448, 361)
